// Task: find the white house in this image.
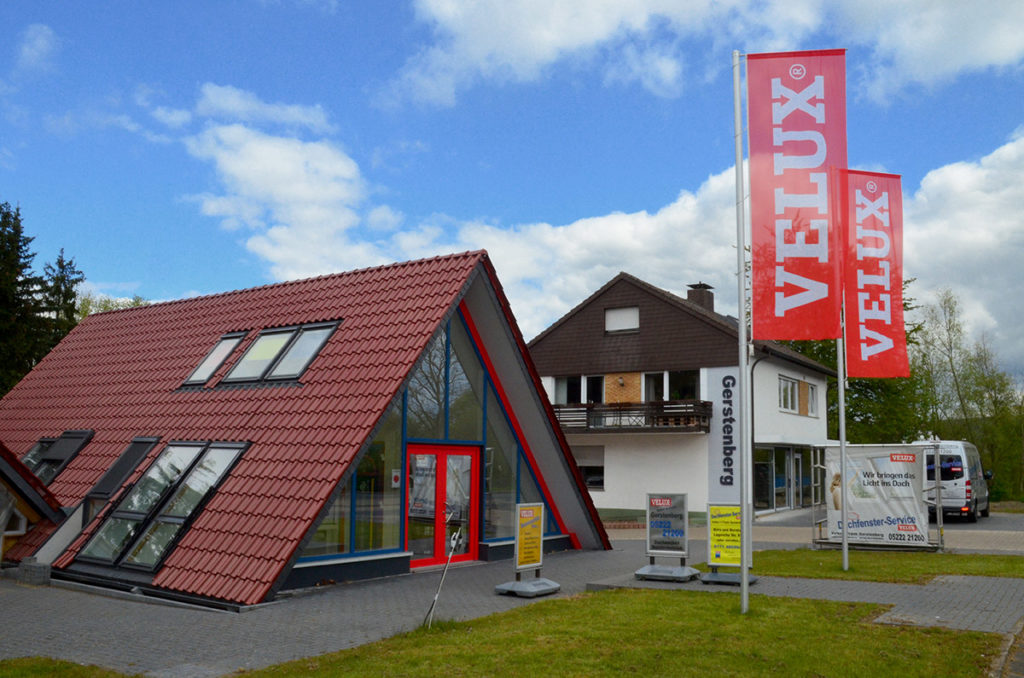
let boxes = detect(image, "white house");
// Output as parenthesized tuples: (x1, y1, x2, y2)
(528, 273, 830, 514)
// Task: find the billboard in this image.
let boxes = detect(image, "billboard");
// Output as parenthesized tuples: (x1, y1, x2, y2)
(748, 49, 847, 340)
(824, 445, 927, 545)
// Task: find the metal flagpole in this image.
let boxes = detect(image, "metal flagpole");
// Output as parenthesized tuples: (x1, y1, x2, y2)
(732, 49, 751, 613)
(838, 324, 849, 571)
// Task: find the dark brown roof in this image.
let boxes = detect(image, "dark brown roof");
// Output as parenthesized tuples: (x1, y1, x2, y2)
(529, 272, 833, 377)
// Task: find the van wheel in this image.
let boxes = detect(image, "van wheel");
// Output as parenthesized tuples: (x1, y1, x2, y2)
(981, 502, 990, 518)
(968, 501, 978, 523)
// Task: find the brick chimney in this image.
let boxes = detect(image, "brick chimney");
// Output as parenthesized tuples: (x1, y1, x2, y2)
(687, 282, 714, 312)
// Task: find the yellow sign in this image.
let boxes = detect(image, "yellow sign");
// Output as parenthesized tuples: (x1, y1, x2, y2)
(515, 503, 544, 570)
(708, 505, 742, 567)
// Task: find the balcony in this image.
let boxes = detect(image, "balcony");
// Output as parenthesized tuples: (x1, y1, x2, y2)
(551, 400, 712, 433)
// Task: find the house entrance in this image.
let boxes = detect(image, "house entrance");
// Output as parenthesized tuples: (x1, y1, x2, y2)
(407, 444, 479, 567)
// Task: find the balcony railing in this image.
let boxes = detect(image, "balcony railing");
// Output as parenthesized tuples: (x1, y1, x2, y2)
(552, 400, 712, 433)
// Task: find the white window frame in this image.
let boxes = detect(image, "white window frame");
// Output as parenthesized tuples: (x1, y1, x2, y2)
(604, 306, 639, 332)
(807, 383, 818, 417)
(779, 376, 799, 413)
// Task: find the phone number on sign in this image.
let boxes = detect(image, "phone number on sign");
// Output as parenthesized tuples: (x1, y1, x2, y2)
(886, 532, 926, 543)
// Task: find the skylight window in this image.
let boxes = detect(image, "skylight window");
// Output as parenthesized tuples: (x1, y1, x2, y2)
(184, 333, 246, 385)
(21, 430, 94, 485)
(78, 441, 245, 569)
(222, 322, 337, 383)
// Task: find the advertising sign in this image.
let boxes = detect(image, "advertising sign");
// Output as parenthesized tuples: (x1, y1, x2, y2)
(840, 170, 909, 378)
(514, 503, 544, 571)
(645, 493, 688, 557)
(825, 445, 927, 545)
(706, 367, 742, 506)
(708, 505, 742, 567)
(748, 49, 847, 340)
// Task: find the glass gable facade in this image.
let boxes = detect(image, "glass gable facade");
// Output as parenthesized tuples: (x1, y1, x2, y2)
(299, 312, 560, 562)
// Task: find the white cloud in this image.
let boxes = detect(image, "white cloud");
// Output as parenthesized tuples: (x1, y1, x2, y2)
(904, 129, 1024, 376)
(196, 83, 335, 133)
(184, 123, 383, 278)
(151, 106, 192, 128)
(385, 0, 1024, 106)
(14, 24, 58, 77)
(388, 165, 742, 339)
(834, 1, 1024, 101)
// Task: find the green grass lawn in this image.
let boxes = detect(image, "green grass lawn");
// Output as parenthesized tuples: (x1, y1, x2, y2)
(237, 590, 997, 677)
(2, 549, 1018, 678)
(737, 548, 1024, 584)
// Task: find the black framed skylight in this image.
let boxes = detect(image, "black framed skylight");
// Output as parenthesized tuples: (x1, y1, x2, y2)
(21, 430, 94, 485)
(77, 440, 246, 570)
(183, 332, 247, 386)
(221, 322, 337, 384)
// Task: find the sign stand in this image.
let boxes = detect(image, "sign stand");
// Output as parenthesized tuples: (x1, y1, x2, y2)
(495, 503, 560, 598)
(701, 504, 758, 586)
(635, 493, 699, 582)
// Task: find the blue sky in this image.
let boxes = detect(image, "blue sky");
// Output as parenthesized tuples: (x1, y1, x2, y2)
(2, 1, 1023, 375)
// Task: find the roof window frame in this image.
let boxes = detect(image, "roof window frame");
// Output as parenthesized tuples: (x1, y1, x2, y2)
(76, 440, 247, 572)
(220, 321, 339, 385)
(183, 332, 247, 386)
(22, 430, 94, 485)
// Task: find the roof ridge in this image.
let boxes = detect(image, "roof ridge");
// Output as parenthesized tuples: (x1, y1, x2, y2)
(89, 250, 488, 317)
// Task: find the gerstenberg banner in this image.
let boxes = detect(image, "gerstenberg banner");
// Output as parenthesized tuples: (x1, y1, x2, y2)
(840, 170, 910, 378)
(706, 367, 741, 506)
(824, 445, 927, 546)
(748, 49, 847, 340)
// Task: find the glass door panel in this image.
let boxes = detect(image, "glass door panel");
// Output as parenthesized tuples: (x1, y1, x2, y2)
(407, 454, 437, 560)
(445, 455, 472, 557)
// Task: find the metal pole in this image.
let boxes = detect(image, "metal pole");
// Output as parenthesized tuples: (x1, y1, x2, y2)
(732, 49, 751, 613)
(837, 331, 849, 571)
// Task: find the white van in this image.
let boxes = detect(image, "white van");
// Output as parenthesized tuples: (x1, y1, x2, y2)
(915, 441, 992, 522)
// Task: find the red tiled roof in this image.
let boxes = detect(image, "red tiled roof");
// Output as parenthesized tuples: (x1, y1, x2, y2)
(1, 251, 486, 604)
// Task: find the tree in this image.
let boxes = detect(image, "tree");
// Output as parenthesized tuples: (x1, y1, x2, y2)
(912, 288, 1023, 500)
(75, 291, 149, 320)
(42, 248, 85, 352)
(0, 202, 47, 394)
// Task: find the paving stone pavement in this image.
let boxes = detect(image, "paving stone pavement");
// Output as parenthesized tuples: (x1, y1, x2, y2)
(1, 527, 1023, 677)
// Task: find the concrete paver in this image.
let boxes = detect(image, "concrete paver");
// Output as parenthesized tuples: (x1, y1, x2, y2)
(1, 522, 1022, 677)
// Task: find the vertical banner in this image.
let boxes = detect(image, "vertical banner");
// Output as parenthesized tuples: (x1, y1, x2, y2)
(645, 493, 689, 557)
(748, 49, 847, 340)
(841, 170, 909, 377)
(706, 367, 741, 506)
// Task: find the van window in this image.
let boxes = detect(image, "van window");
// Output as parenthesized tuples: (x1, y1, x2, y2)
(926, 454, 964, 481)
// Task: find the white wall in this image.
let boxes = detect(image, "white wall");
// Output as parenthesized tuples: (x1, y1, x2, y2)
(567, 432, 709, 512)
(751, 358, 828, 446)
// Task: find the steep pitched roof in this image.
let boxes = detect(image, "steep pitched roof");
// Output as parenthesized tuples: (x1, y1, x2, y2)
(0, 251, 492, 604)
(529, 272, 833, 377)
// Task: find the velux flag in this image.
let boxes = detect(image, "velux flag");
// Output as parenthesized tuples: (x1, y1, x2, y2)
(748, 49, 847, 340)
(840, 170, 910, 378)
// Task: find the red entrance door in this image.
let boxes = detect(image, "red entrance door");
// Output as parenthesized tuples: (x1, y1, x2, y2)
(407, 444, 479, 567)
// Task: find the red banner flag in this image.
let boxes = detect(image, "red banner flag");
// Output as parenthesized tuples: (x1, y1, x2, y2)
(841, 170, 909, 378)
(748, 49, 847, 340)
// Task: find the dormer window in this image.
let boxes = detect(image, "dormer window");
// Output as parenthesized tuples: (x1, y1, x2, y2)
(222, 322, 337, 384)
(605, 306, 639, 333)
(183, 333, 246, 386)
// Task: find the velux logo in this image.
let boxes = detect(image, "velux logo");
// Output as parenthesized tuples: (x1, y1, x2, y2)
(890, 453, 916, 463)
(650, 498, 672, 508)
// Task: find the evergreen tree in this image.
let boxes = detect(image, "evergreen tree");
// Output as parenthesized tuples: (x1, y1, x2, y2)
(0, 202, 46, 393)
(42, 248, 85, 351)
